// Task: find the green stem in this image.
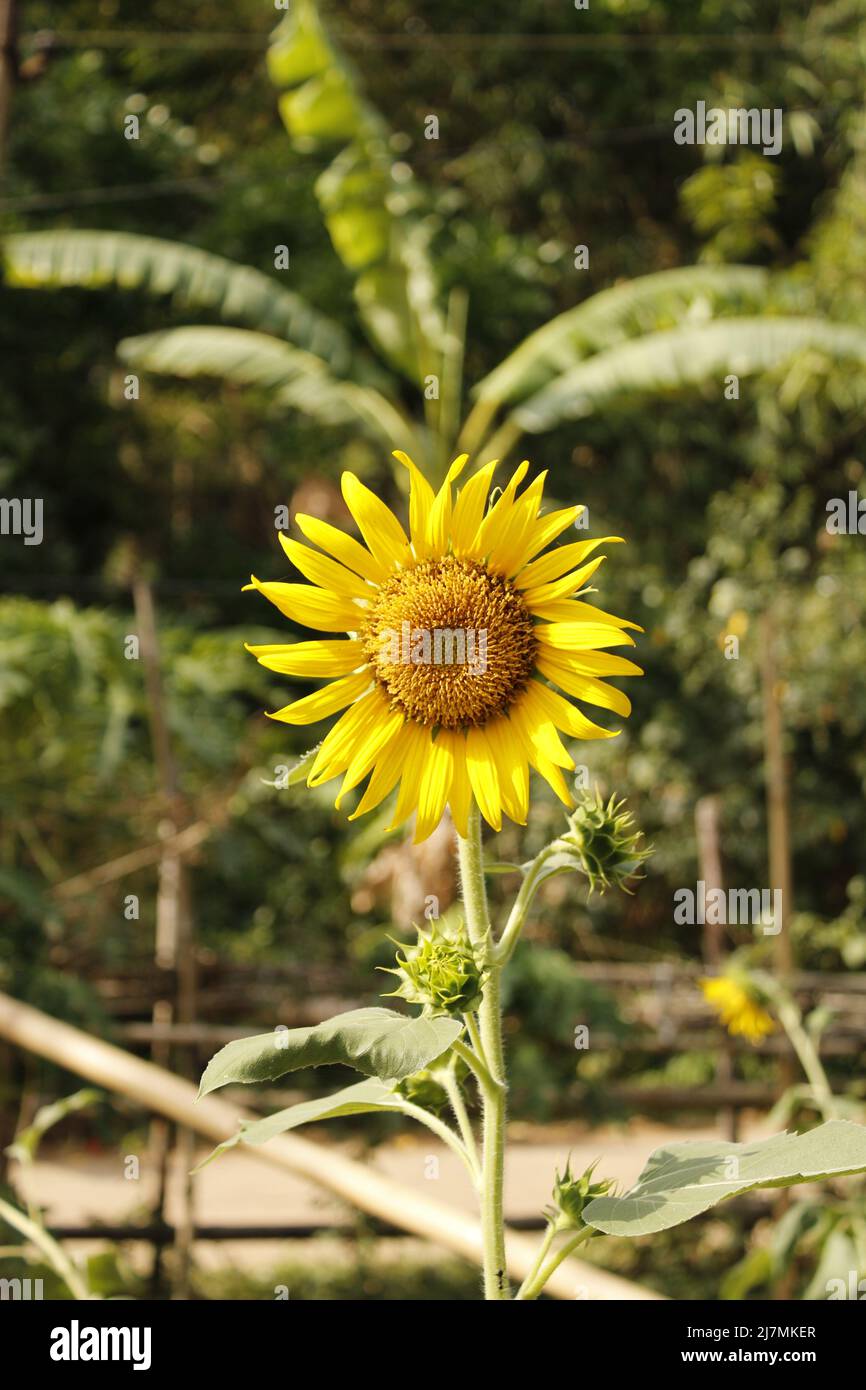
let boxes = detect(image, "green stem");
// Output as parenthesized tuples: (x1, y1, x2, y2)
(0, 1196, 90, 1301)
(516, 1226, 595, 1301)
(442, 1067, 481, 1184)
(457, 804, 510, 1300)
(398, 1100, 479, 1183)
(496, 841, 564, 965)
(514, 1221, 557, 1300)
(769, 987, 837, 1120)
(463, 1012, 486, 1064)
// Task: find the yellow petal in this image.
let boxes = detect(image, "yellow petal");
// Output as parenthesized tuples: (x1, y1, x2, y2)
(428, 453, 469, 554)
(341, 472, 411, 570)
(509, 685, 575, 768)
(393, 450, 435, 558)
(509, 505, 583, 571)
(515, 536, 623, 590)
(294, 513, 388, 585)
(535, 758, 574, 807)
(279, 535, 373, 600)
(441, 733, 471, 837)
(412, 734, 455, 843)
(537, 622, 636, 653)
(348, 720, 416, 820)
(465, 726, 502, 831)
(523, 554, 606, 607)
(268, 671, 372, 725)
(336, 706, 405, 807)
(531, 598, 642, 630)
(508, 698, 575, 808)
(484, 716, 529, 824)
(308, 688, 391, 785)
(389, 724, 436, 830)
(245, 639, 366, 678)
(557, 650, 644, 678)
(451, 460, 498, 556)
(536, 654, 632, 717)
(487, 472, 547, 576)
(472, 461, 530, 558)
(527, 680, 619, 741)
(245, 575, 361, 632)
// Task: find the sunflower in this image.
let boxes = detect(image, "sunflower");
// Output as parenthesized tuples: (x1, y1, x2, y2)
(700, 975, 776, 1044)
(245, 453, 642, 842)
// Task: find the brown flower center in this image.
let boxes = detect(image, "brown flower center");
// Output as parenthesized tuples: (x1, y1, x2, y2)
(362, 556, 537, 729)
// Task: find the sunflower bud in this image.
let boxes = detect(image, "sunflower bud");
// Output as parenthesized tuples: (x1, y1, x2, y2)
(547, 1159, 615, 1231)
(382, 918, 486, 1017)
(560, 788, 651, 894)
(396, 1068, 450, 1114)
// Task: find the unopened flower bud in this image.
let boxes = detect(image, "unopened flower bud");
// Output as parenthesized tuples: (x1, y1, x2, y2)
(547, 1159, 615, 1231)
(396, 1069, 450, 1114)
(561, 789, 651, 894)
(382, 918, 486, 1017)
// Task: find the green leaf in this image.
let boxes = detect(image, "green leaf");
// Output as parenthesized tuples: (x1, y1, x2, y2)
(720, 1245, 775, 1301)
(3, 229, 368, 380)
(584, 1121, 866, 1237)
(194, 1078, 404, 1170)
(6, 1089, 101, 1165)
(473, 265, 772, 408)
(198, 1008, 462, 1097)
(802, 1226, 861, 1300)
(117, 326, 414, 448)
(511, 317, 866, 433)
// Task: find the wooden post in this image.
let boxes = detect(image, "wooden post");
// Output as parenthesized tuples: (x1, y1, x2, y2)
(695, 795, 724, 966)
(759, 611, 796, 1090)
(695, 795, 737, 1139)
(0, 0, 18, 169)
(132, 577, 197, 1296)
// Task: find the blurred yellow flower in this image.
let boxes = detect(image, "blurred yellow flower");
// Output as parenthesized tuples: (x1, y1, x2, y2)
(246, 453, 641, 842)
(700, 975, 775, 1044)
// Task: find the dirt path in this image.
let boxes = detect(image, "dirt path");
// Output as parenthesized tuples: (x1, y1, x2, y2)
(13, 1115, 761, 1271)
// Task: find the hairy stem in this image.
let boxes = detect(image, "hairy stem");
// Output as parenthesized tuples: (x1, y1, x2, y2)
(398, 1100, 478, 1182)
(442, 1066, 481, 1184)
(769, 986, 837, 1120)
(514, 1221, 556, 1300)
(516, 1226, 595, 1301)
(496, 841, 565, 965)
(457, 804, 510, 1299)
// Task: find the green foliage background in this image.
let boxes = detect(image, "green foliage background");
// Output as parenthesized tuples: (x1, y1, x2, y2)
(2, 0, 866, 1128)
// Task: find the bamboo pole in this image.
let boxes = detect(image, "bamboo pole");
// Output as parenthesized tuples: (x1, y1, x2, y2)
(50, 821, 213, 898)
(694, 795, 737, 1140)
(759, 610, 796, 1097)
(759, 611, 793, 976)
(132, 576, 197, 1296)
(0, 990, 662, 1301)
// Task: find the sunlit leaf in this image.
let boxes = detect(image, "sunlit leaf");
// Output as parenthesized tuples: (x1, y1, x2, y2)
(118, 325, 413, 447)
(194, 1078, 404, 1170)
(473, 265, 772, 407)
(3, 229, 369, 380)
(199, 1007, 462, 1096)
(584, 1121, 866, 1237)
(512, 317, 866, 432)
